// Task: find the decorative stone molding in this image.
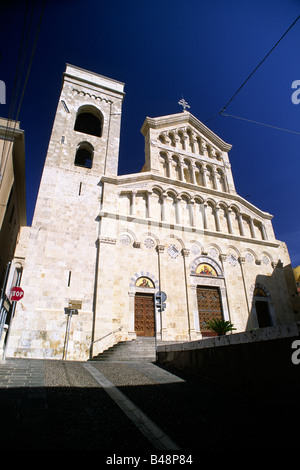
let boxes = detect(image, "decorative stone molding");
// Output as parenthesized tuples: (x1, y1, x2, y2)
(208, 247, 218, 259)
(144, 237, 155, 249)
(167, 244, 180, 259)
(190, 244, 201, 255)
(245, 252, 254, 263)
(129, 271, 159, 290)
(190, 255, 223, 276)
(228, 254, 238, 266)
(120, 234, 131, 246)
(133, 241, 141, 248)
(181, 248, 190, 257)
(99, 237, 117, 245)
(72, 88, 113, 104)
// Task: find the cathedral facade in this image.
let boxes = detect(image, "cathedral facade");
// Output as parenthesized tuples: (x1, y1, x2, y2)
(7, 64, 299, 360)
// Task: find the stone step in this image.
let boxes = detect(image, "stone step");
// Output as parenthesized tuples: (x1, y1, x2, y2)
(93, 337, 158, 362)
(95, 355, 156, 362)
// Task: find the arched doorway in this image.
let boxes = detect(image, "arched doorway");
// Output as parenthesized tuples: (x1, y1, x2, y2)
(253, 285, 273, 328)
(190, 256, 230, 338)
(135, 301, 155, 337)
(197, 286, 223, 337)
(195, 263, 223, 336)
(128, 273, 159, 338)
(134, 277, 155, 336)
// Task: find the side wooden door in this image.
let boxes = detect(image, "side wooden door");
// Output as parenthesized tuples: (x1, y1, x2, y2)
(134, 293, 155, 337)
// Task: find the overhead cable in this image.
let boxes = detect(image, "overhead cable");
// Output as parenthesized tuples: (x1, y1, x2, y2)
(0, 0, 45, 184)
(204, 15, 300, 124)
(221, 112, 300, 136)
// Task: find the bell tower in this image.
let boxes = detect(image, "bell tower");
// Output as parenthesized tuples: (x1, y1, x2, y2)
(8, 65, 125, 360)
(30, 64, 125, 233)
(49, 64, 124, 174)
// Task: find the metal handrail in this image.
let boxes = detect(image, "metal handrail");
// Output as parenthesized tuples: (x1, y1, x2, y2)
(87, 326, 123, 351)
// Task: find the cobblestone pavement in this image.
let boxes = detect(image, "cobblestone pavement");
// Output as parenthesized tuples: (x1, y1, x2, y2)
(0, 358, 298, 453)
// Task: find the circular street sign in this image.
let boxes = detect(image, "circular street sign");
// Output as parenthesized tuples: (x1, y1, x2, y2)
(157, 291, 167, 302)
(10, 286, 24, 301)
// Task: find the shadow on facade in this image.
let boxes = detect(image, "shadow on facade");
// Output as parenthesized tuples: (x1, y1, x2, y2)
(0, 364, 299, 451)
(246, 261, 300, 331)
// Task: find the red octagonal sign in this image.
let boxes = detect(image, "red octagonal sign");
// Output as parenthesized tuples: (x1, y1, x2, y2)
(10, 286, 24, 301)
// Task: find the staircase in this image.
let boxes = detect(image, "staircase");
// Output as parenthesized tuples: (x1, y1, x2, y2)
(92, 337, 158, 362)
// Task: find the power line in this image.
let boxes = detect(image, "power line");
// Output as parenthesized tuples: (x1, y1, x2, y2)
(219, 15, 300, 115)
(0, 0, 45, 180)
(0, 1, 31, 171)
(204, 15, 300, 124)
(221, 112, 300, 136)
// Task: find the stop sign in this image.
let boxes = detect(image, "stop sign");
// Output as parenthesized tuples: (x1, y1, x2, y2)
(10, 286, 24, 301)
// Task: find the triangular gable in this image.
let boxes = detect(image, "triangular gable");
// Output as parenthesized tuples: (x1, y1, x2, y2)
(141, 111, 232, 152)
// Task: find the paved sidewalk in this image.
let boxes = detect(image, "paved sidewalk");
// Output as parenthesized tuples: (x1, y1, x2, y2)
(0, 358, 45, 388)
(0, 357, 298, 451)
(0, 358, 186, 451)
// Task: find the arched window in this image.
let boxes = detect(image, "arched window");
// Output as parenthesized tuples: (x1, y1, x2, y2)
(74, 105, 103, 137)
(74, 142, 94, 169)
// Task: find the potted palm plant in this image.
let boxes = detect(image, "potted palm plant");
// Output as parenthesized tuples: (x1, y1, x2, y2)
(205, 319, 236, 336)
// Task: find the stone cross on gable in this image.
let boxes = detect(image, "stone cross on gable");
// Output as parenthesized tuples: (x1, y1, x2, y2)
(178, 98, 190, 111)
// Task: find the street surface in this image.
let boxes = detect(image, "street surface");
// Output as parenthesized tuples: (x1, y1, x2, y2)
(0, 358, 298, 456)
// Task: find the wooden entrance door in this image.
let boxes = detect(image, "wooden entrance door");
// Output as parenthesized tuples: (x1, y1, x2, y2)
(134, 293, 155, 337)
(197, 287, 223, 336)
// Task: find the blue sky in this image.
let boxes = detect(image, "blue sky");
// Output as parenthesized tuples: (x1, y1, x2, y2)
(1, 0, 300, 267)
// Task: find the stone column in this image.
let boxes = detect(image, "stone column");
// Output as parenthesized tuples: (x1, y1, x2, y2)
(227, 209, 233, 234)
(146, 191, 152, 218)
(212, 166, 219, 190)
(161, 194, 167, 221)
(239, 256, 251, 317)
(130, 191, 136, 216)
(219, 253, 232, 324)
(249, 217, 256, 238)
(261, 223, 268, 240)
(202, 168, 208, 187)
(190, 164, 196, 185)
(190, 285, 201, 336)
(203, 203, 208, 229)
(182, 248, 195, 340)
(176, 197, 182, 224)
(156, 245, 165, 339)
(128, 291, 137, 339)
(166, 156, 172, 178)
(202, 141, 208, 158)
(178, 158, 184, 181)
(238, 212, 245, 236)
(214, 206, 221, 232)
(189, 199, 195, 227)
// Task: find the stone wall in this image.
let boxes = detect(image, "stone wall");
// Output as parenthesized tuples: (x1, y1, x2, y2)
(157, 322, 300, 404)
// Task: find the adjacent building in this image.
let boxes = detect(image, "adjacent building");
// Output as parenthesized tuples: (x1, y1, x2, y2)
(0, 118, 26, 290)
